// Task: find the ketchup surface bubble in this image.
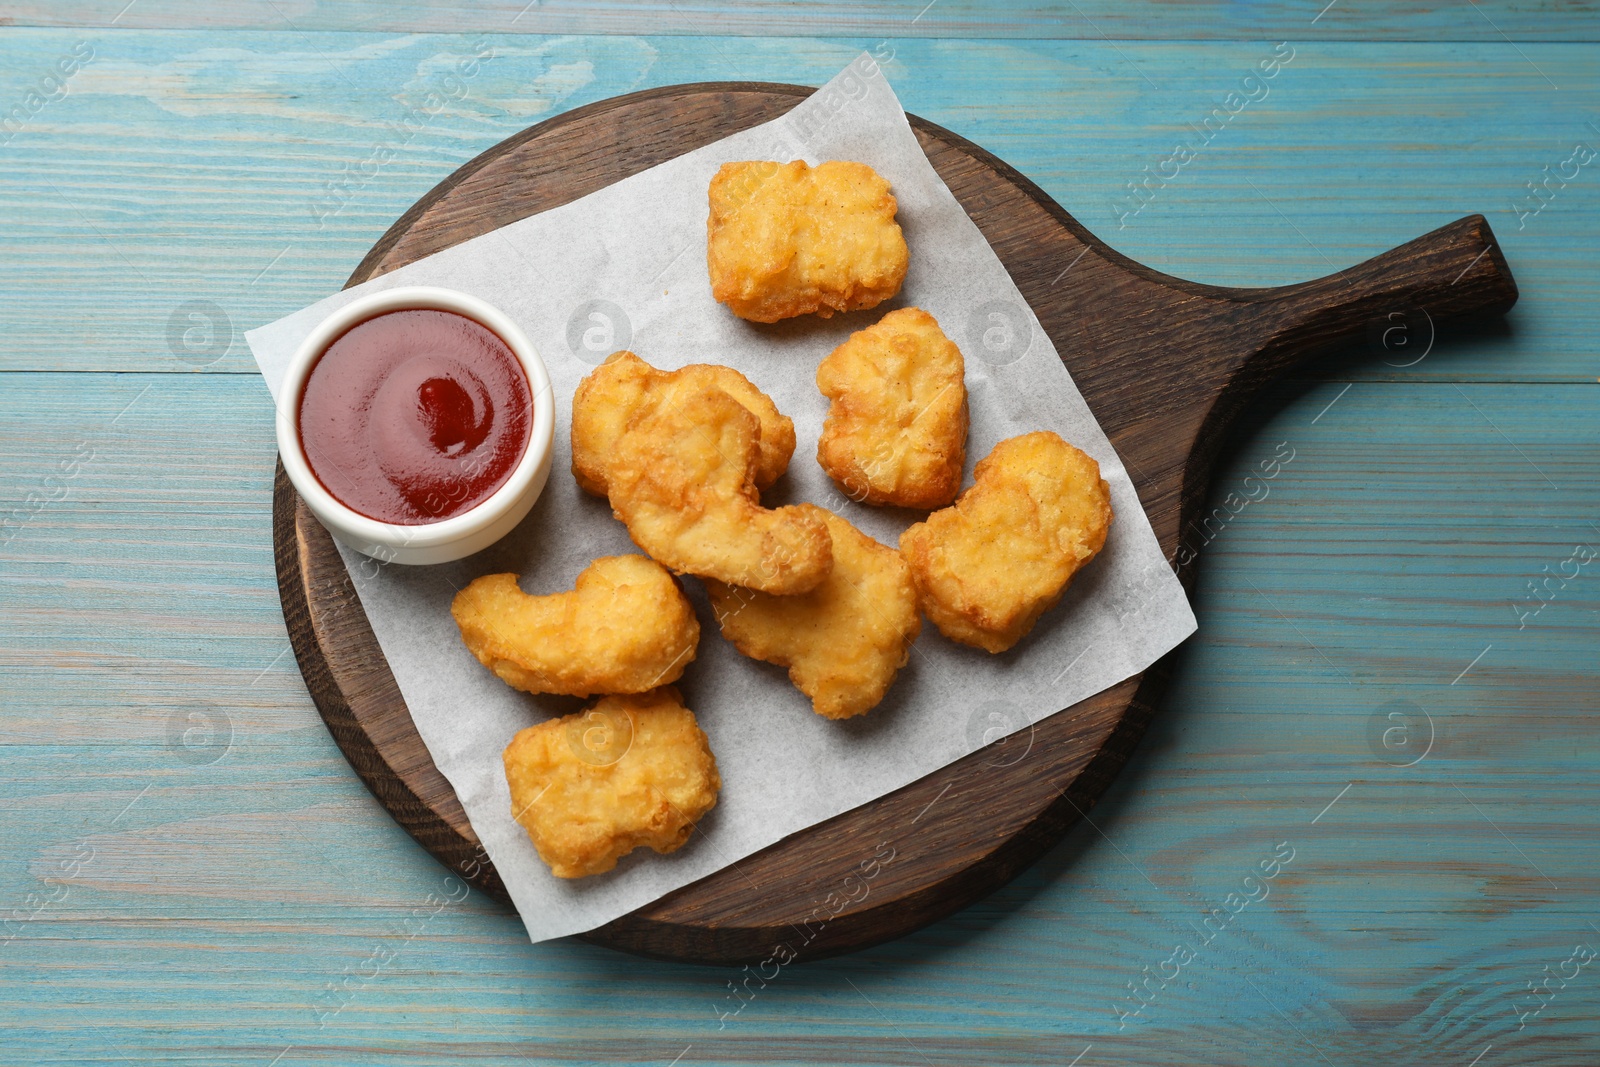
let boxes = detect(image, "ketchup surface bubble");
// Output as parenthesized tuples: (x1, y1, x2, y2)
(297, 308, 533, 525)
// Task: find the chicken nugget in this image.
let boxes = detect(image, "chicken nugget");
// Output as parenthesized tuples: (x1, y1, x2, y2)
(609, 386, 833, 595)
(503, 687, 720, 879)
(571, 350, 795, 497)
(451, 555, 699, 697)
(707, 160, 909, 323)
(900, 431, 1113, 653)
(706, 505, 920, 719)
(816, 307, 968, 509)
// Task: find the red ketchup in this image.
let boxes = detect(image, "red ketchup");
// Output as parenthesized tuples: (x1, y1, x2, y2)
(297, 309, 532, 525)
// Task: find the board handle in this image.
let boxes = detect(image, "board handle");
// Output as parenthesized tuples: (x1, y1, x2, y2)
(1252, 212, 1518, 366)
(1175, 212, 1519, 574)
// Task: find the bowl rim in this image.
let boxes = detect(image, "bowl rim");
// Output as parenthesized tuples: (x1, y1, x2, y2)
(274, 285, 555, 553)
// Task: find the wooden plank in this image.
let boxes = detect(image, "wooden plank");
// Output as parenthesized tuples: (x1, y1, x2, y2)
(0, 33, 1593, 379)
(6, 375, 1593, 742)
(6, 373, 1596, 755)
(4, 0, 1599, 41)
(3, 371, 1598, 1063)
(5, 374, 1596, 748)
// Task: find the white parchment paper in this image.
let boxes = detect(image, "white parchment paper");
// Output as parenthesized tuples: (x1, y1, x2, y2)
(246, 56, 1197, 944)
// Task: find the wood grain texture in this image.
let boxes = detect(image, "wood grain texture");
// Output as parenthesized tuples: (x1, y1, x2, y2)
(8, 0, 1600, 40)
(4, 374, 1599, 1063)
(0, 34, 1596, 381)
(1, 18, 1597, 1067)
(272, 81, 1515, 964)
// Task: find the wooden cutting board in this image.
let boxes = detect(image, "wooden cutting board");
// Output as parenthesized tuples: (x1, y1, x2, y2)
(272, 82, 1517, 965)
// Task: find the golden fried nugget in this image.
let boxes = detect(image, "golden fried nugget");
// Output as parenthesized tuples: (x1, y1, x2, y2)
(451, 555, 699, 697)
(900, 432, 1113, 653)
(707, 160, 909, 323)
(571, 350, 795, 497)
(816, 307, 968, 509)
(706, 506, 920, 719)
(609, 387, 833, 595)
(503, 687, 720, 879)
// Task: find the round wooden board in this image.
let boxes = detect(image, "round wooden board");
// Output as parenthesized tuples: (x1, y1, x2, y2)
(273, 82, 1517, 965)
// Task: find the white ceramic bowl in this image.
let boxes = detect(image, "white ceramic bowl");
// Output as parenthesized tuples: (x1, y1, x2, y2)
(276, 286, 554, 566)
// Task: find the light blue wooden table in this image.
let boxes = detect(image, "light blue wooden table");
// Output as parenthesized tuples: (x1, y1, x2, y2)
(2, 3, 1597, 1064)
